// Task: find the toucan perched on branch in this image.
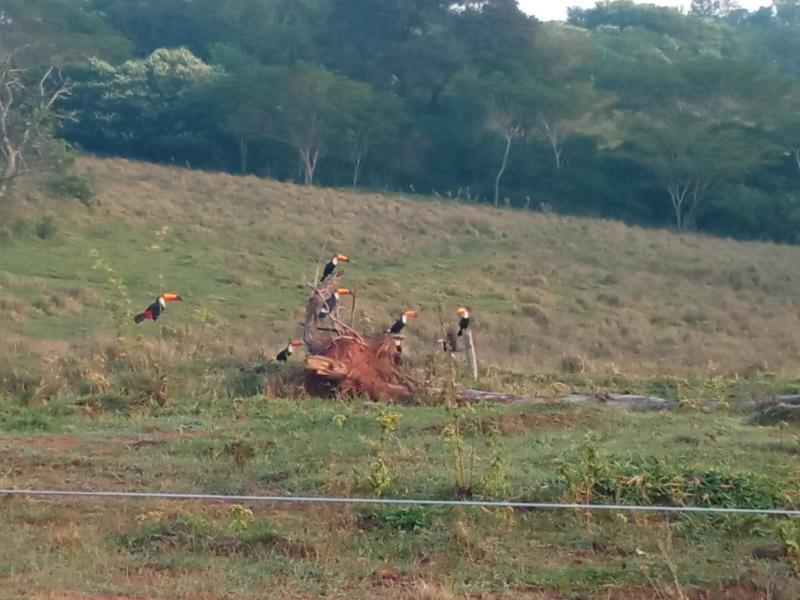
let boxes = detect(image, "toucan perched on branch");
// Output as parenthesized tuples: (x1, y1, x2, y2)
(387, 310, 417, 334)
(133, 293, 182, 323)
(457, 307, 470, 336)
(319, 288, 351, 318)
(321, 254, 349, 282)
(276, 339, 304, 362)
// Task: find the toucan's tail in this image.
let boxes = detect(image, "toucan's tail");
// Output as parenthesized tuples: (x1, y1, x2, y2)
(134, 313, 146, 324)
(457, 329, 464, 336)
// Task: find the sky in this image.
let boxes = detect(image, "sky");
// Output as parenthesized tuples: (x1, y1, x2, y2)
(517, 0, 771, 22)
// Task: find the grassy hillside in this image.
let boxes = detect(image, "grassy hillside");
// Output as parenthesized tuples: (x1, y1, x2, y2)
(4, 158, 800, 599)
(3, 156, 800, 379)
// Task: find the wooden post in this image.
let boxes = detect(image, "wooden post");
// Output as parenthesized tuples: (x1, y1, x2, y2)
(464, 328, 478, 381)
(349, 289, 357, 327)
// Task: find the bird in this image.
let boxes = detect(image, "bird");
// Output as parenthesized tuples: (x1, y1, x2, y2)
(457, 307, 470, 337)
(133, 293, 182, 324)
(319, 288, 351, 318)
(321, 254, 349, 282)
(386, 310, 417, 334)
(276, 339, 304, 362)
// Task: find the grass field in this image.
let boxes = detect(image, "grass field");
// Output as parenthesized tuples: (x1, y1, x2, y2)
(2, 156, 800, 379)
(2, 395, 800, 599)
(3, 158, 800, 598)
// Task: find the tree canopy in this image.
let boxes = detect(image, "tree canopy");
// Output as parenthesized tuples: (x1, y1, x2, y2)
(2, 0, 800, 242)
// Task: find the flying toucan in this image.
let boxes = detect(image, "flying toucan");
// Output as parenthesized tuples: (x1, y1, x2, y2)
(319, 288, 351, 318)
(276, 339, 304, 362)
(457, 307, 470, 337)
(321, 254, 349, 282)
(387, 310, 417, 334)
(133, 293, 182, 324)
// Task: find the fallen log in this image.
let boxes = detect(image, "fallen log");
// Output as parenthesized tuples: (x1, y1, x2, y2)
(455, 389, 676, 411)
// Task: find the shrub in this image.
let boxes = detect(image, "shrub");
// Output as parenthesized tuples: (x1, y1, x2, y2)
(48, 173, 95, 206)
(35, 215, 57, 240)
(359, 505, 431, 531)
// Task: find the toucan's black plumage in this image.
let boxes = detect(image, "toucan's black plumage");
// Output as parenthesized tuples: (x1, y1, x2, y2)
(134, 297, 165, 323)
(133, 294, 182, 324)
(319, 289, 350, 319)
(386, 310, 417, 334)
(276, 340, 303, 361)
(388, 318, 405, 334)
(321, 261, 335, 282)
(458, 317, 470, 336)
(319, 295, 338, 318)
(457, 308, 470, 337)
(320, 254, 349, 282)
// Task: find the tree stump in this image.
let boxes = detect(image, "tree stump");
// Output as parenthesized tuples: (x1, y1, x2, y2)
(302, 272, 416, 402)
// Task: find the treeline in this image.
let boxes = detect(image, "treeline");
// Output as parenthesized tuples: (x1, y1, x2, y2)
(2, 0, 800, 242)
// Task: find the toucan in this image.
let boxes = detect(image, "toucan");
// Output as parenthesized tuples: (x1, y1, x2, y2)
(457, 307, 470, 337)
(133, 293, 182, 323)
(321, 254, 349, 282)
(387, 310, 417, 334)
(319, 288, 351, 318)
(276, 339, 304, 361)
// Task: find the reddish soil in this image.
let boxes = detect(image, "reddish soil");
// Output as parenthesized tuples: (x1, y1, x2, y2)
(0, 435, 79, 448)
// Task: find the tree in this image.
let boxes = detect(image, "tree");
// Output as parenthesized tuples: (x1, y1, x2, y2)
(626, 112, 774, 229)
(208, 67, 274, 174)
(266, 66, 367, 186)
(66, 48, 217, 165)
(0, 49, 72, 198)
(530, 26, 610, 171)
(766, 84, 800, 179)
(478, 75, 537, 205)
(344, 89, 405, 187)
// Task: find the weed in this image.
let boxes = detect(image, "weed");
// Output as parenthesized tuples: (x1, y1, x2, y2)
(90, 249, 131, 340)
(227, 505, 255, 533)
(361, 409, 401, 496)
(359, 506, 431, 532)
(777, 520, 800, 572)
(442, 405, 478, 498)
(223, 438, 257, 472)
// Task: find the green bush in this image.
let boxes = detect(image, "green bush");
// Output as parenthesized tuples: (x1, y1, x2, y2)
(35, 216, 57, 240)
(359, 505, 431, 531)
(48, 173, 95, 206)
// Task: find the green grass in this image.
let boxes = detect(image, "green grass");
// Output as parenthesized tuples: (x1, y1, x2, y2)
(2, 396, 799, 598)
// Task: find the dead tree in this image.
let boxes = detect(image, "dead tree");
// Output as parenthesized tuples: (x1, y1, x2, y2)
(0, 50, 72, 198)
(303, 272, 417, 402)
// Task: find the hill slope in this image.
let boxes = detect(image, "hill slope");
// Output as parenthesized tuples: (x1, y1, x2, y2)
(2, 156, 800, 376)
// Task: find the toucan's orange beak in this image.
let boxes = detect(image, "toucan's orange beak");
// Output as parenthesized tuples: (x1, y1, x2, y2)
(404, 310, 418, 318)
(337, 288, 352, 295)
(336, 254, 349, 262)
(290, 340, 304, 347)
(457, 307, 468, 316)
(162, 293, 182, 302)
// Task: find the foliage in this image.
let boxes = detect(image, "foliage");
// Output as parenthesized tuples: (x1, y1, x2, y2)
(90, 249, 131, 340)
(2, 0, 800, 241)
(557, 438, 792, 511)
(362, 409, 401, 496)
(360, 505, 431, 531)
(47, 173, 94, 205)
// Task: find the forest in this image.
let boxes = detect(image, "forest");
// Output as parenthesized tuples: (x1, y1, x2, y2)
(2, 0, 800, 242)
